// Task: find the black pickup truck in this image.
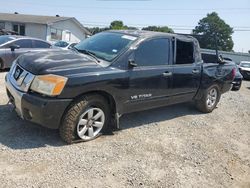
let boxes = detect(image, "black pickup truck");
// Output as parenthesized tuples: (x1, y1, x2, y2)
(5, 30, 236, 143)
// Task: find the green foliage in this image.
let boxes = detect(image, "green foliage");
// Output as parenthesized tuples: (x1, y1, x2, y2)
(110, 20, 128, 30)
(142, 26, 174, 33)
(193, 12, 234, 51)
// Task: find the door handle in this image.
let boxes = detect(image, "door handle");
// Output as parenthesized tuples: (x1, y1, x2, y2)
(192, 69, 200, 74)
(163, 72, 172, 77)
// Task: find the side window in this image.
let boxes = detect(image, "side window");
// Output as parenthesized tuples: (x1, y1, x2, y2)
(135, 38, 170, 66)
(33, 40, 51, 48)
(201, 53, 217, 63)
(15, 39, 32, 48)
(175, 40, 194, 64)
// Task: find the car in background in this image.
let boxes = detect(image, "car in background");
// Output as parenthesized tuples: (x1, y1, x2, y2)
(239, 61, 250, 80)
(201, 52, 242, 91)
(53, 40, 78, 50)
(0, 35, 52, 69)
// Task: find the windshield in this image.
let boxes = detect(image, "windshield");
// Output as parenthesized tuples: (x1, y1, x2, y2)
(74, 32, 137, 62)
(240, 63, 250, 68)
(0, 36, 15, 46)
(54, 41, 69, 48)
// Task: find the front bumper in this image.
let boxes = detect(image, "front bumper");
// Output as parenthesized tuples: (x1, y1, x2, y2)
(5, 73, 72, 129)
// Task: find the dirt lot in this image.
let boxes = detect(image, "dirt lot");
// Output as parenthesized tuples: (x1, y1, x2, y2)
(0, 71, 249, 188)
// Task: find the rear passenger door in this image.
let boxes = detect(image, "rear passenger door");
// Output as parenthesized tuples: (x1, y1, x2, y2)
(32, 40, 51, 49)
(125, 37, 173, 113)
(171, 39, 202, 102)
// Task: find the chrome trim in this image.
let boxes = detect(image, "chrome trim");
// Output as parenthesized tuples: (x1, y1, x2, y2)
(5, 73, 24, 118)
(9, 63, 35, 92)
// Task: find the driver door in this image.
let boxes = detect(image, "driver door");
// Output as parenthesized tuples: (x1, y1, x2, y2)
(123, 37, 173, 113)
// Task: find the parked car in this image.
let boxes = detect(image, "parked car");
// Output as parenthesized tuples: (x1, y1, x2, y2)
(53, 40, 78, 50)
(232, 68, 243, 91)
(0, 35, 51, 69)
(5, 30, 236, 143)
(239, 61, 250, 80)
(201, 52, 242, 91)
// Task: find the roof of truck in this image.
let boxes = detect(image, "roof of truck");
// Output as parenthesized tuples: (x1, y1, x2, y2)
(108, 30, 196, 41)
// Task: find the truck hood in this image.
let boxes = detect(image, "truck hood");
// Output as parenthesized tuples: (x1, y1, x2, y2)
(17, 49, 104, 75)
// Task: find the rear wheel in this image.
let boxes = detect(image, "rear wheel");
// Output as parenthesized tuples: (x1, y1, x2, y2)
(59, 94, 111, 144)
(195, 85, 221, 113)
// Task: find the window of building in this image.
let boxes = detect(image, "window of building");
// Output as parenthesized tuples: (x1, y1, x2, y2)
(135, 38, 170, 66)
(175, 40, 194, 65)
(0, 22, 5, 29)
(13, 24, 25, 35)
(51, 28, 62, 40)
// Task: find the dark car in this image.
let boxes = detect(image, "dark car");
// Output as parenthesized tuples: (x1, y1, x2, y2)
(0, 35, 51, 69)
(239, 61, 250, 80)
(5, 30, 236, 143)
(201, 52, 242, 91)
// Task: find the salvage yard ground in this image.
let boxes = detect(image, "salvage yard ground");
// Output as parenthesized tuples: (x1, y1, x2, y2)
(0, 71, 250, 188)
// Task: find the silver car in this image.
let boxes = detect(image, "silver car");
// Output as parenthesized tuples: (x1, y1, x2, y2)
(0, 35, 51, 69)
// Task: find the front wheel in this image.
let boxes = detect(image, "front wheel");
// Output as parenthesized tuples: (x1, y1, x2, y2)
(195, 85, 221, 113)
(59, 94, 110, 144)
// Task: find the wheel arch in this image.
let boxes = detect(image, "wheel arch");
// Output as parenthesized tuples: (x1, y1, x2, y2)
(60, 90, 118, 128)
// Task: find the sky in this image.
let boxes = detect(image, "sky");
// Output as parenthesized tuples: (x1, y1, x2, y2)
(0, 0, 249, 52)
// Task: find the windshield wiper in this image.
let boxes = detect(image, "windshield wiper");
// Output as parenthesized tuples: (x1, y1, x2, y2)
(75, 48, 100, 63)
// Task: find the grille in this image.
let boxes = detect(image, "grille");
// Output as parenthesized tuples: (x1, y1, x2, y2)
(9, 63, 35, 92)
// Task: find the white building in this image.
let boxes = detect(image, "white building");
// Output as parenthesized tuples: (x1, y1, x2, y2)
(0, 12, 90, 43)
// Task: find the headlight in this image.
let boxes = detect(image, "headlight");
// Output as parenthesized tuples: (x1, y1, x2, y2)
(30, 74, 68, 96)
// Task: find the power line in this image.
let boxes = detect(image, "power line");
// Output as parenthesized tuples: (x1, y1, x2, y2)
(80, 21, 250, 29)
(8, 1, 250, 11)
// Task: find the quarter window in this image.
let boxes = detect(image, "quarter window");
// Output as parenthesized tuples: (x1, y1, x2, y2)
(135, 38, 170, 66)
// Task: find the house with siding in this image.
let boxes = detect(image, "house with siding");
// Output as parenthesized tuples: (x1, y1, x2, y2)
(0, 12, 90, 43)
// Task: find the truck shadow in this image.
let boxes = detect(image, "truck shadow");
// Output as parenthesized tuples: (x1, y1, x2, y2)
(0, 102, 201, 150)
(0, 68, 10, 73)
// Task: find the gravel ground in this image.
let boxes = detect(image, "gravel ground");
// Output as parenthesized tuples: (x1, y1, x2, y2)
(0, 71, 250, 188)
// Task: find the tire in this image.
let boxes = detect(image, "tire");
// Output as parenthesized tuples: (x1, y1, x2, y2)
(195, 85, 221, 113)
(232, 83, 241, 91)
(59, 94, 111, 144)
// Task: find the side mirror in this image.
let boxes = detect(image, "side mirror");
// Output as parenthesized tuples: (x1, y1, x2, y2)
(10, 44, 20, 51)
(128, 59, 137, 68)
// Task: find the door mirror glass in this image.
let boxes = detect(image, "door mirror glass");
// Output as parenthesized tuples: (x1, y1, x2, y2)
(9, 44, 20, 51)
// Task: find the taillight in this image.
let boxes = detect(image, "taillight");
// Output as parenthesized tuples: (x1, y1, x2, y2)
(232, 67, 236, 79)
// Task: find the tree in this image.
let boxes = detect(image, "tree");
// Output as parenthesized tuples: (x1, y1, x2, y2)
(142, 26, 174, 33)
(193, 12, 234, 51)
(248, 50, 250, 54)
(110, 20, 127, 30)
